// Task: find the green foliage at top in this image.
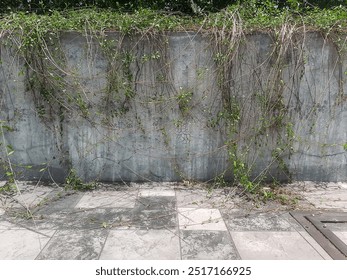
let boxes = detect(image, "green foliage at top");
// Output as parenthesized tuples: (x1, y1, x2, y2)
(1, 1, 347, 35)
(0, 9, 195, 37)
(0, 0, 347, 36)
(0, 0, 230, 14)
(2, 1, 347, 14)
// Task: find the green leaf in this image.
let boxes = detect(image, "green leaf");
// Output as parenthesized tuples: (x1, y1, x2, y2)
(2, 125, 14, 132)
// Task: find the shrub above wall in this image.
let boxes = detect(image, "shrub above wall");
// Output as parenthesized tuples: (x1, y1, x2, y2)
(1, 1, 347, 14)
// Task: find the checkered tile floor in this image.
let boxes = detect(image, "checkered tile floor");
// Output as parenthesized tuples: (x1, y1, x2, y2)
(0, 182, 341, 260)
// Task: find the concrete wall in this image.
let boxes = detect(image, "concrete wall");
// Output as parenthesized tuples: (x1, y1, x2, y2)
(0, 31, 346, 182)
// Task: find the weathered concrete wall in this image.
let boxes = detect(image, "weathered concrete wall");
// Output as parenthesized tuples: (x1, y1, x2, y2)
(0, 31, 346, 182)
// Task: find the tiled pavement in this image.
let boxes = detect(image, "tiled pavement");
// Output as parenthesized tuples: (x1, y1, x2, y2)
(0, 181, 346, 260)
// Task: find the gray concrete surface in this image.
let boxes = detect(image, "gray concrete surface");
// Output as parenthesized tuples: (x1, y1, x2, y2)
(1, 181, 346, 260)
(0, 32, 346, 182)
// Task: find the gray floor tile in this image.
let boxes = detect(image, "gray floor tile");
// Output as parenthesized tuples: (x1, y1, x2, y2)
(35, 192, 83, 215)
(37, 229, 108, 260)
(0, 220, 26, 230)
(2, 185, 53, 209)
(135, 182, 177, 193)
(76, 190, 137, 208)
(134, 196, 176, 211)
(6, 208, 133, 230)
(131, 209, 177, 230)
(0, 228, 54, 259)
(325, 222, 347, 231)
(61, 208, 133, 230)
(139, 187, 175, 197)
(181, 230, 240, 260)
(293, 183, 347, 211)
(231, 231, 324, 260)
(100, 229, 180, 260)
(222, 212, 300, 231)
(176, 189, 236, 209)
(178, 208, 227, 231)
(131, 196, 177, 229)
(305, 191, 347, 211)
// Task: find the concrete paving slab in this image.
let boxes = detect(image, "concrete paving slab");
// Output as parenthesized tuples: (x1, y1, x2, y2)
(1, 180, 346, 260)
(0, 228, 53, 259)
(289, 181, 347, 211)
(130, 196, 177, 229)
(36, 229, 108, 260)
(100, 229, 180, 260)
(222, 212, 300, 231)
(0, 220, 25, 230)
(75, 190, 137, 208)
(231, 231, 324, 260)
(135, 196, 176, 211)
(61, 208, 134, 229)
(302, 190, 347, 211)
(134, 182, 178, 190)
(5, 210, 67, 230)
(35, 192, 83, 215)
(139, 187, 175, 197)
(6, 208, 133, 230)
(60, 208, 135, 229)
(180, 230, 240, 260)
(2, 185, 53, 209)
(178, 208, 227, 231)
(325, 222, 347, 231)
(288, 181, 335, 192)
(175, 188, 236, 209)
(131, 209, 177, 230)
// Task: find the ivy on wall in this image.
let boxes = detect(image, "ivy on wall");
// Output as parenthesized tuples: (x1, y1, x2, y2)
(0, 1, 346, 198)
